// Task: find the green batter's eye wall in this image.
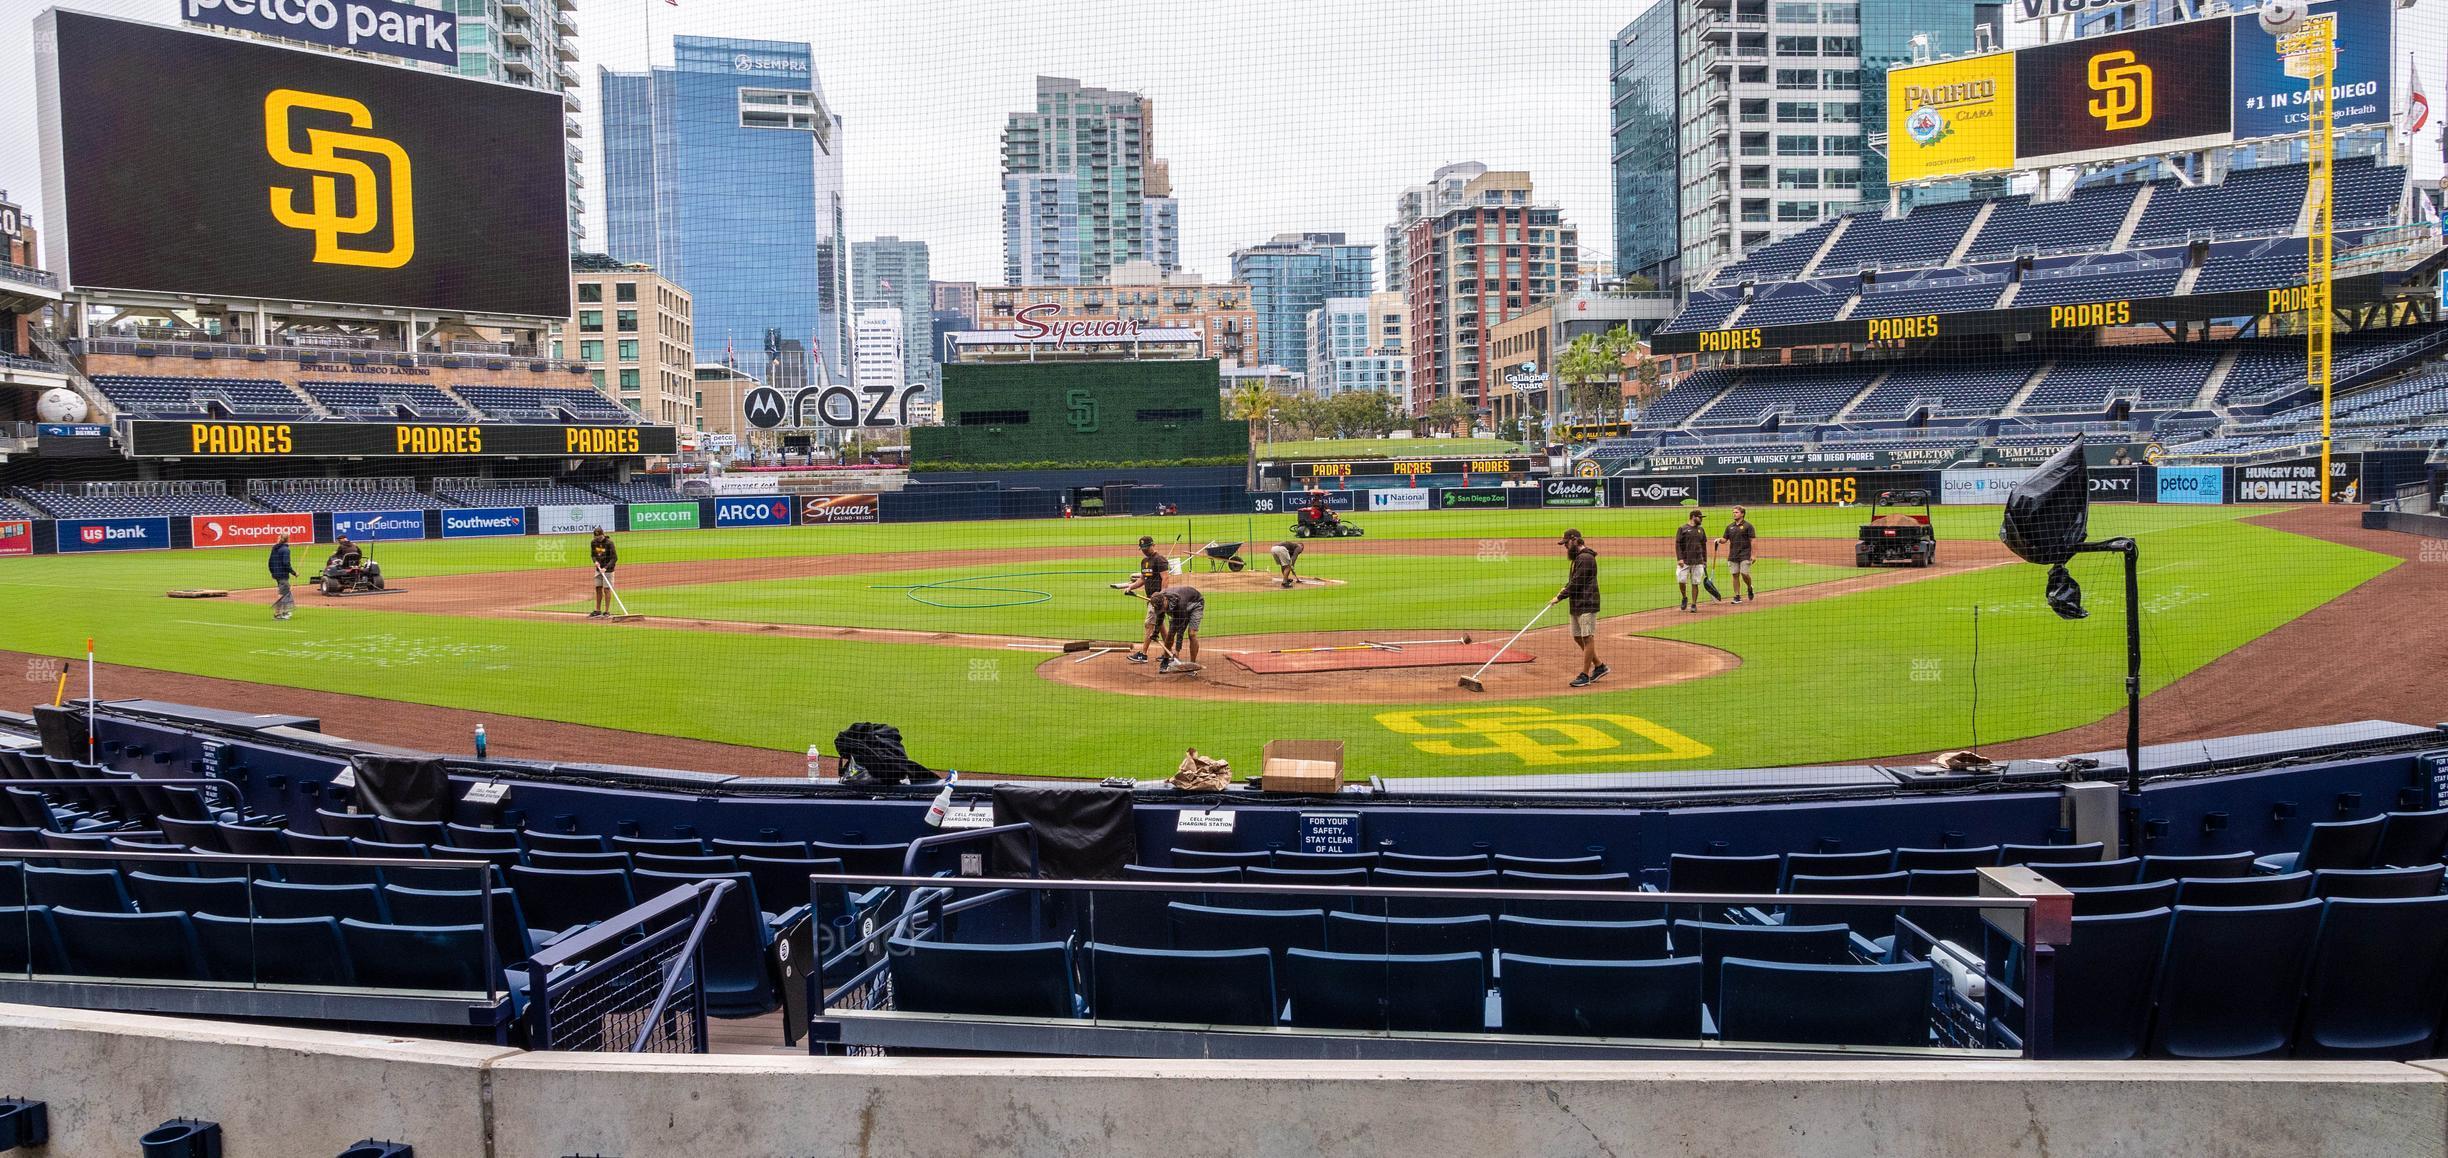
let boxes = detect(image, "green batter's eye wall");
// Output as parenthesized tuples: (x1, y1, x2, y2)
(913, 359, 1252, 470)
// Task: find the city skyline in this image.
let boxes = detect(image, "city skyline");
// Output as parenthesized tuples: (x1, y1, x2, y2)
(0, 0, 1624, 288)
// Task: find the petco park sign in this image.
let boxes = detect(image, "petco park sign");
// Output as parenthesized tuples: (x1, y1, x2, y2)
(184, 0, 457, 67)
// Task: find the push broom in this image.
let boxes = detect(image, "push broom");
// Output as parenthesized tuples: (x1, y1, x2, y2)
(1458, 600, 1555, 693)
(598, 569, 644, 623)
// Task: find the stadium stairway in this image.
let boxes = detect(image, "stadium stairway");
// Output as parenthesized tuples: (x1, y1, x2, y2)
(1791, 217, 1855, 282)
(1997, 360, 2059, 416)
(2194, 349, 2242, 412)
(2107, 185, 2153, 252)
(1941, 202, 1999, 267)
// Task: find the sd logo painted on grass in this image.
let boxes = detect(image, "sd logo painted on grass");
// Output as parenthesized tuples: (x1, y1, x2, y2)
(1375, 707, 1710, 766)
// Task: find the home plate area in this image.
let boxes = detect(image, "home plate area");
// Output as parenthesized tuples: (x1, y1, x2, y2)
(1226, 642, 1532, 675)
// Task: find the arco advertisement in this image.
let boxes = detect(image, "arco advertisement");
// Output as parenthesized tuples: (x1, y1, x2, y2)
(332, 509, 426, 541)
(713, 496, 793, 528)
(0, 521, 32, 558)
(625, 502, 701, 532)
(189, 512, 316, 549)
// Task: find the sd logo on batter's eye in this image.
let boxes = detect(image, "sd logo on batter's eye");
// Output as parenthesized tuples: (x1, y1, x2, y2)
(1064, 389, 1100, 434)
(2085, 50, 2152, 131)
(265, 88, 415, 269)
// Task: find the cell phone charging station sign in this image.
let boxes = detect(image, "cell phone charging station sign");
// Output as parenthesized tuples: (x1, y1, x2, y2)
(1299, 812, 1362, 855)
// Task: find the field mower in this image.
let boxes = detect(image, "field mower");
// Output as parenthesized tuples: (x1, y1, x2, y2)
(318, 555, 388, 595)
(1857, 489, 1936, 568)
(1292, 508, 1364, 539)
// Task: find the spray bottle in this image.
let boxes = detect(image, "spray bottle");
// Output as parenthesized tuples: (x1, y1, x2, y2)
(923, 771, 960, 828)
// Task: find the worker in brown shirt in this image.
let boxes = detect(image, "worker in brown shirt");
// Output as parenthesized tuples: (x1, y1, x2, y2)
(1674, 509, 1710, 613)
(1717, 505, 1757, 604)
(1556, 529, 1607, 687)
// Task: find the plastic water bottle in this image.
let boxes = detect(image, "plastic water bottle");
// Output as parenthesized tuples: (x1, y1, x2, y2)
(923, 772, 960, 828)
(806, 744, 823, 780)
(473, 724, 487, 759)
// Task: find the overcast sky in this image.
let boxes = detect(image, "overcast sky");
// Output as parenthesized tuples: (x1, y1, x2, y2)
(0, 0, 1635, 285)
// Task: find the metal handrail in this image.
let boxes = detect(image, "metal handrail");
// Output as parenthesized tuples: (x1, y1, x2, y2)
(525, 879, 728, 1053)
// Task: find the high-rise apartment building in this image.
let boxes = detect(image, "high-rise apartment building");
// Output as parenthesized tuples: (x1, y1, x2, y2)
(852, 238, 937, 389)
(1611, 6, 1680, 287)
(1002, 77, 1179, 285)
(1228, 233, 1373, 375)
(1304, 291, 1408, 398)
(1384, 163, 1490, 296)
(1401, 170, 1578, 417)
(853, 307, 906, 400)
(600, 37, 850, 386)
(929, 281, 978, 373)
(450, 0, 584, 251)
(556, 257, 696, 428)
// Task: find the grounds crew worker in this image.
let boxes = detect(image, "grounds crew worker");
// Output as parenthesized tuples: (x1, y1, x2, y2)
(588, 527, 618, 619)
(1271, 539, 1304, 588)
(1124, 535, 1170, 664)
(1557, 529, 1607, 688)
(268, 533, 297, 621)
(1717, 505, 1758, 604)
(1154, 584, 1205, 673)
(1674, 509, 1710, 613)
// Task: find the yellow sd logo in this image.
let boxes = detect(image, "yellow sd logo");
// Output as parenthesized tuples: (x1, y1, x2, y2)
(1375, 707, 1711, 766)
(2085, 50, 2153, 131)
(264, 89, 414, 269)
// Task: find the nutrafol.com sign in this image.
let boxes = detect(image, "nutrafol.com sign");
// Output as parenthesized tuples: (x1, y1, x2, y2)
(184, 0, 458, 67)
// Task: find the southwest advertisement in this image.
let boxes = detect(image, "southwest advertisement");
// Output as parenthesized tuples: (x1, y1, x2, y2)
(1888, 54, 2017, 182)
(440, 507, 526, 539)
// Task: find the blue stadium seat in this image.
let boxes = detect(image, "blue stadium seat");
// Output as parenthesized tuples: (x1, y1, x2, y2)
(506, 866, 636, 930)
(2312, 865, 2444, 899)
(2175, 873, 2313, 908)
(2139, 853, 2255, 883)
(527, 851, 632, 874)
(1492, 854, 1607, 875)
(2295, 895, 2448, 1059)
(382, 884, 537, 964)
(2147, 900, 2324, 1059)
(24, 866, 131, 913)
(519, 831, 609, 856)
(1784, 872, 1908, 938)
(1273, 851, 1378, 871)
(192, 914, 353, 986)
(890, 938, 1079, 1018)
(734, 856, 847, 919)
(349, 839, 429, 861)
(2253, 816, 2385, 875)
(633, 853, 739, 876)
(1284, 948, 1486, 1033)
(1240, 866, 1369, 910)
(376, 818, 448, 846)
(1325, 912, 1493, 962)
(1167, 903, 1326, 972)
(1892, 846, 2000, 871)
(1500, 955, 1702, 1039)
(0, 905, 62, 973)
(805, 841, 910, 876)
(50, 907, 206, 980)
(1167, 848, 1269, 869)
(253, 881, 388, 923)
(2068, 880, 2179, 917)
(2048, 907, 2173, 1060)
(1674, 920, 1853, 1007)
(1783, 850, 1895, 882)
(1086, 942, 1276, 1026)
(127, 871, 252, 919)
(1499, 871, 1641, 922)
(1716, 958, 1933, 1047)
(611, 834, 704, 857)
(2032, 858, 2141, 889)
(444, 824, 524, 852)
(314, 810, 383, 840)
(1122, 864, 1243, 884)
(2000, 842, 2106, 865)
(632, 870, 800, 1017)
(1667, 853, 1782, 895)
(341, 920, 496, 992)
(1369, 868, 1501, 917)
(1494, 916, 1673, 961)
(706, 838, 805, 859)
(214, 824, 288, 858)
(2372, 809, 2448, 868)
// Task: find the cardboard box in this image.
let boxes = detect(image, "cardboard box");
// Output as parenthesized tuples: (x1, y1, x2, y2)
(1260, 739, 1345, 794)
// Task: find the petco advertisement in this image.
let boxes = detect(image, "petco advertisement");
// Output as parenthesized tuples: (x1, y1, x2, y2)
(1369, 488, 1430, 512)
(714, 496, 793, 528)
(1614, 476, 1700, 506)
(440, 507, 526, 539)
(1939, 468, 2034, 505)
(189, 512, 316, 549)
(625, 501, 701, 532)
(1541, 479, 1604, 508)
(2155, 465, 2223, 505)
(56, 517, 171, 553)
(537, 504, 617, 536)
(0, 521, 31, 558)
(800, 494, 880, 525)
(332, 509, 426, 541)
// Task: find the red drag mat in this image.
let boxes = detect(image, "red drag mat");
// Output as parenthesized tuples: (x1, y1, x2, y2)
(1226, 643, 1535, 674)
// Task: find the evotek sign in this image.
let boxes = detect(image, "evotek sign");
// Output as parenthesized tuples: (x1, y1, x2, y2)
(186, 0, 458, 67)
(190, 512, 316, 548)
(1615, 477, 1699, 506)
(714, 497, 793, 528)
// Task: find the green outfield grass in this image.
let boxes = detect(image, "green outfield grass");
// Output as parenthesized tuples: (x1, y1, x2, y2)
(0, 504, 2391, 779)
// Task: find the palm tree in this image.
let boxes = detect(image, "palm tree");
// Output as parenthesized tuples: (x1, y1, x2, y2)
(1228, 381, 1277, 491)
(1555, 328, 1636, 423)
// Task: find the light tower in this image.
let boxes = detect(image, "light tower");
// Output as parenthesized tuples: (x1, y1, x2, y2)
(2267, 0, 2338, 500)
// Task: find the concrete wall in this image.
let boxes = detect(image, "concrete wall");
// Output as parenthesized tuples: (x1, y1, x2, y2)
(4, 1004, 2448, 1157)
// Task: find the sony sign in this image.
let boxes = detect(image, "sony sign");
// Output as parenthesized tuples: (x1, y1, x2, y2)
(1011, 302, 1143, 344)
